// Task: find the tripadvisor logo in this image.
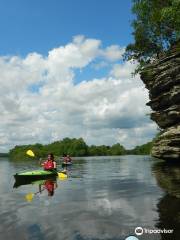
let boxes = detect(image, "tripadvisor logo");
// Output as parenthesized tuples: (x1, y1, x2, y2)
(135, 227, 173, 236)
(135, 227, 143, 236)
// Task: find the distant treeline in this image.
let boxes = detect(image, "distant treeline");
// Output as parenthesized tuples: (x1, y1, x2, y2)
(9, 137, 153, 160)
(0, 153, 9, 157)
(126, 141, 153, 155)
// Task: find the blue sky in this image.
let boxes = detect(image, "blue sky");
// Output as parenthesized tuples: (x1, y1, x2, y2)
(0, 0, 133, 56)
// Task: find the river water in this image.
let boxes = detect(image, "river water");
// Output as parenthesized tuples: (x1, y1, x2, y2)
(0, 155, 179, 240)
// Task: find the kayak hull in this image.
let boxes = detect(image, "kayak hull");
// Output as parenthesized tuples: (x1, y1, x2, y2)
(13, 177, 57, 188)
(14, 170, 57, 182)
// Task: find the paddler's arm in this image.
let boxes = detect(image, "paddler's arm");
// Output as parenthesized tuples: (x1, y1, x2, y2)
(39, 158, 46, 166)
(53, 161, 57, 169)
(54, 182, 58, 189)
(39, 158, 42, 165)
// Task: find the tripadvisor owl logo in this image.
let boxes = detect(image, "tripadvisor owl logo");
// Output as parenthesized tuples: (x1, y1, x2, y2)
(135, 227, 143, 235)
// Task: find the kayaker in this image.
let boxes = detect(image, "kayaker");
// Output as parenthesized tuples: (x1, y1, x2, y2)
(41, 153, 56, 171)
(63, 154, 72, 163)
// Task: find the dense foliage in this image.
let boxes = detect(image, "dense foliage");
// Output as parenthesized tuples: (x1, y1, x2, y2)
(88, 143, 126, 156)
(9, 138, 88, 160)
(126, 141, 153, 155)
(124, 0, 180, 72)
(9, 137, 153, 160)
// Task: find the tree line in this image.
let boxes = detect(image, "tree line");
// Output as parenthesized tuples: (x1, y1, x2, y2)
(9, 137, 153, 160)
(0, 153, 9, 157)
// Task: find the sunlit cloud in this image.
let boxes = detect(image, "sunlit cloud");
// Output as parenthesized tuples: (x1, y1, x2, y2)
(0, 35, 157, 152)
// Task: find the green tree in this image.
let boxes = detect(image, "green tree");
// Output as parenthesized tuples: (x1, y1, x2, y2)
(68, 138, 88, 156)
(110, 143, 126, 155)
(124, 0, 180, 73)
(88, 145, 110, 156)
(128, 141, 153, 155)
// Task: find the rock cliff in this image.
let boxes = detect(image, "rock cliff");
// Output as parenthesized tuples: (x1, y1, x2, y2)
(140, 44, 180, 160)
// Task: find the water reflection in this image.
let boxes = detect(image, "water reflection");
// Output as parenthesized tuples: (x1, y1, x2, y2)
(156, 194, 180, 240)
(153, 160, 180, 239)
(1, 156, 180, 239)
(152, 161, 180, 198)
(14, 178, 58, 202)
(39, 179, 58, 197)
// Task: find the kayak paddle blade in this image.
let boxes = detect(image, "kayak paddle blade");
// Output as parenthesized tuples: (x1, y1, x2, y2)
(26, 150, 35, 157)
(58, 172, 68, 180)
(25, 193, 34, 202)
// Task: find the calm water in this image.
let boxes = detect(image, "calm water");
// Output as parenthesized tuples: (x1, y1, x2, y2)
(0, 156, 179, 240)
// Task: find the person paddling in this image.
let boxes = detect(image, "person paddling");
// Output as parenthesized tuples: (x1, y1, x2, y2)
(63, 154, 72, 164)
(67, 155, 72, 163)
(41, 153, 56, 171)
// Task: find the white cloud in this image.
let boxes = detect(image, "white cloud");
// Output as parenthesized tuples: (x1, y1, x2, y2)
(0, 36, 157, 152)
(101, 45, 125, 61)
(47, 36, 101, 70)
(110, 61, 136, 79)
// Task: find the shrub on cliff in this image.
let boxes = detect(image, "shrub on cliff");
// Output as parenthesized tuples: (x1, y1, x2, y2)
(124, 0, 180, 73)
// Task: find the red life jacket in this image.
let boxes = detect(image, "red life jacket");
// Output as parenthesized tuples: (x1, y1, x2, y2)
(43, 160, 54, 170)
(45, 180, 54, 192)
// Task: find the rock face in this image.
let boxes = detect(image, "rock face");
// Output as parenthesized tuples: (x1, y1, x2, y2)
(140, 44, 180, 160)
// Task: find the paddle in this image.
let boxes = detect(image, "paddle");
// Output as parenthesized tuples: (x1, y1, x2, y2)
(25, 190, 43, 202)
(26, 149, 68, 179)
(26, 149, 35, 157)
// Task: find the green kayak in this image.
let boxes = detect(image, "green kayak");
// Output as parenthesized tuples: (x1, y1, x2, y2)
(14, 169, 57, 182)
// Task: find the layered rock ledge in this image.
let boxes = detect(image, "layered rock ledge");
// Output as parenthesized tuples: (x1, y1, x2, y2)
(140, 44, 180, 160)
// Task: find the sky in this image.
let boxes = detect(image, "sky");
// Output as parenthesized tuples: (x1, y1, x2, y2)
(0, 0, 157, 152)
